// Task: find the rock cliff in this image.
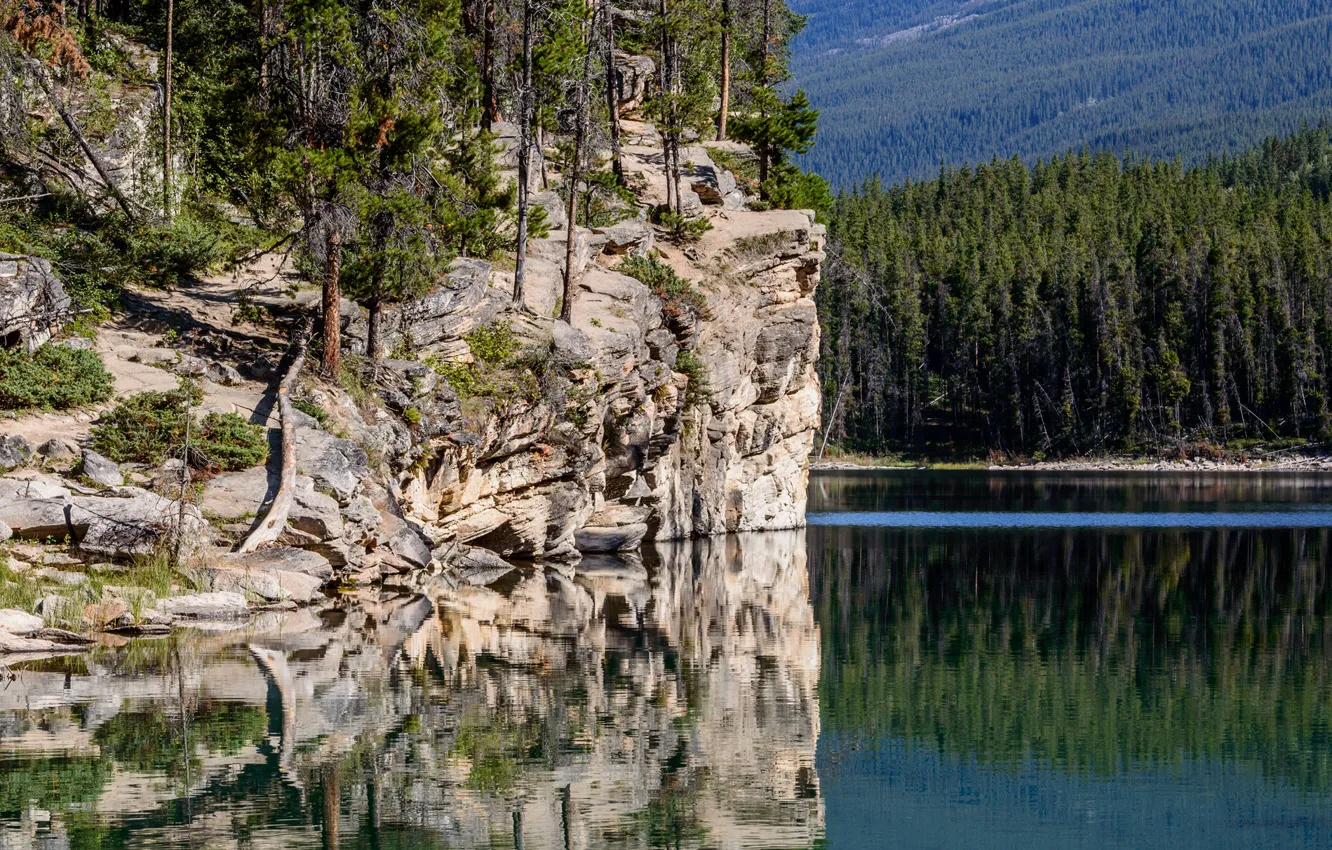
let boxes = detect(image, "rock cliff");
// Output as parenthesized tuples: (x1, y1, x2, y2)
(336, 128, 825, 569)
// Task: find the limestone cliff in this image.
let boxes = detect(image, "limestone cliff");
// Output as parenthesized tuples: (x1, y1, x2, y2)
(337, 128, 824, 568)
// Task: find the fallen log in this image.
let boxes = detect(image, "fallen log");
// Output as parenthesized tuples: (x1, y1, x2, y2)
(237, 316, 313, 554)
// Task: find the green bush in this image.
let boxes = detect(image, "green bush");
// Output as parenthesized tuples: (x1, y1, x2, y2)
(655, 209, 713, 243)
(619, 253, 706, 315)
(198, 412, 269, 469)
(465, 321, 520, 364)
(0, 345, 115, 410)
(674, 348, 712, 410)
(92, 380, 268, 470)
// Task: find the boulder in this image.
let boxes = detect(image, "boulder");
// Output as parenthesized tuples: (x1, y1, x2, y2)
(276, 570, 324, 603)
(205, 362, 244, 386)
(613, 52, 655, 112)
(69, 490, 207, 557)
(157, 591, 249, 620)
(207, 566, 286, 602)
(457, 546, 514, 586)
(388, 524, 433, 569)
(173, 354, 207, 376)
(0, 434, 32, 470)
(0, 631, 88, 654)
(295, 428, 371, 504)
(0, 254, 71, 350)
(0, 608, 42, 635)
(36, 438, 81, 468)
(595, 220, 654, 256)
(574, 522, 648, 553)
(80, 450, 123, 487)
(0, 497, 71, 539)
(689, 165, 738, 205)
(227, 547, 333, 581)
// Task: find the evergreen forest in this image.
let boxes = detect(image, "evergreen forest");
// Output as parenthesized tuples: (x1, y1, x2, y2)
(791, 0, 1332, 187)
(817, 124, 1332, 458)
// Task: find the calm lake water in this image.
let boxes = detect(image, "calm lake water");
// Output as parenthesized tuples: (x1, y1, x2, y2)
(3, 470, 1332, 848)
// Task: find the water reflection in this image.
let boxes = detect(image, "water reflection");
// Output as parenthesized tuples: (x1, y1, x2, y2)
(0, 533, 822, 849)
(810, 470, 1332, 849)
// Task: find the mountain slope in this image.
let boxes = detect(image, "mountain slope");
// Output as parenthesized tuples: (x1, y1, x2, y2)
(791, 0, 1332, 186)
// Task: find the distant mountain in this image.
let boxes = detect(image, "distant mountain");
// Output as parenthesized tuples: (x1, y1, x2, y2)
(790, 0, 1332, 187)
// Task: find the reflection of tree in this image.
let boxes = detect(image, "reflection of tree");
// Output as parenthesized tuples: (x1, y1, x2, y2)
(0, 754, 110, 813)
(93, 704, 267, 778)
(810, 525, 1332, 791)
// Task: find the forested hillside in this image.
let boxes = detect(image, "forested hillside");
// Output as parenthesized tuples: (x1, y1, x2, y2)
(791, 0, 1332, 187)
(817, 125, 1332, 458)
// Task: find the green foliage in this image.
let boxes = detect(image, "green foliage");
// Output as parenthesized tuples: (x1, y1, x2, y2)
(427, 322, 562, 409)
(674, 348, 711, 409)
(819, 125, 1332, 456)
(619, 253, 705, 315)
(0, 551, 41, 612)
(293, 397, 329, 426)
(655, 209, 713, 243)
(0, 345, 114, 411)
(465, 321, 520, 365)
(198, 412, 268, 469)
(91, 380, 267, 469)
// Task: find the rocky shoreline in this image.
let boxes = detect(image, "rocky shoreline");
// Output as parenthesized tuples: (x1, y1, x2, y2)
(812, 453, 1332, 473)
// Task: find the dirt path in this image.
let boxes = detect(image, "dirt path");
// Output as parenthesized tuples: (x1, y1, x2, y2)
(1, 252, 302, 449)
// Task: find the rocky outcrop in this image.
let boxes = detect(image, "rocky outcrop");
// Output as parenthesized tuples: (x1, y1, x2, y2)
(0, 253, 71, 350)
(329, 133, 821, 571)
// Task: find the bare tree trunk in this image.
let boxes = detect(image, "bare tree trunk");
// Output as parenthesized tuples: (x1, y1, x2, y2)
(27, 60, 138, 222)
(162, 0, 174, 223)
(657, 0, 675, 213)
(559, 27, 593, 324)
(717, 0, 730, 140)
(513, 0, 534, 310)
(238, 317, 312, 554)
(366, 295, 382, 361)
(481, 0, 501, 130)
(603, 0, 622, 183)
(322, 229, 341, 375)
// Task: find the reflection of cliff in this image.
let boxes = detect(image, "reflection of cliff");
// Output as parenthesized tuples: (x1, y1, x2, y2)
(810, 523, 1332, 791)
(0, 531, 822, 849)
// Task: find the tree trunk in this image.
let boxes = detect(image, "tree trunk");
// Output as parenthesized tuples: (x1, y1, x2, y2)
(481, 0, 501, 130)
(322, 229, 341, 375)
(322, 765, 340, 850)
(717, 0, 730, 140)
(238, 317, 312, 554)
(603, 0, 622, 183)
(27, 60, 137, 222)
(366, 295, 382, 361)
(162, 0, 173, 223)
(513, 0, 534, 310)
(559, 27, 593, 324)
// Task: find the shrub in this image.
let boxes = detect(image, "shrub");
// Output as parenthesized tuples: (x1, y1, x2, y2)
(92, 379, 268, 470)
(0, 345, 115, 410)
(197, 412, 268, 470)
(465, 321, 520, 364)
(674, 348, 712, 410)
(656, 209, 713, 243)
(92, 381, 201, 465)
(618, 253, 706, 315)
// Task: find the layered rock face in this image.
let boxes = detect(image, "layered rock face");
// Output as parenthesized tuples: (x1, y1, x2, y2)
(335, 143, 823, 567)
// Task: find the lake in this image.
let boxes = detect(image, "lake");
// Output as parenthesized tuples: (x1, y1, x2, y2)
(3, 470, 1332, 848)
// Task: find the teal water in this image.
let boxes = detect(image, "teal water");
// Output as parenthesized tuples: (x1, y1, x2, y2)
(0, 470, 1330, 848)
(809, 470, 1332, 849)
